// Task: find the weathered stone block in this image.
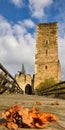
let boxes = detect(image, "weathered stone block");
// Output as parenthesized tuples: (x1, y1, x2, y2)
(34, 22, 60, 89)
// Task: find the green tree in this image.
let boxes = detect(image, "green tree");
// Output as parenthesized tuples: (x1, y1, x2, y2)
(35, 78, 56, 95)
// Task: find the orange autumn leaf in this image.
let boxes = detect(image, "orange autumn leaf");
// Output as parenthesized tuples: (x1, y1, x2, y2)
(1, 105, 58, 130)
(51, 101, 59, 105)
(35, 101, 42, 105)
(7, 122, 18, 130)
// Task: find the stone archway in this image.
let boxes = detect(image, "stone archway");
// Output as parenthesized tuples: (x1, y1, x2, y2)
(25, 84, 32, 95)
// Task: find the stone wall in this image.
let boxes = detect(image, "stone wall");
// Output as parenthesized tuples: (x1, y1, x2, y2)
(15, 22, 61, 91)
(15, 74, 32, 93)
(34, 22, 60, 89)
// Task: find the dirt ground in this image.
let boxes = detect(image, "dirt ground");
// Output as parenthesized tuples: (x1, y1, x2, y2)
(0, 94, 65, 130)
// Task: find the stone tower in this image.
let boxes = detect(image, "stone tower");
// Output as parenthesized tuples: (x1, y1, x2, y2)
(34, 22, 60, 89)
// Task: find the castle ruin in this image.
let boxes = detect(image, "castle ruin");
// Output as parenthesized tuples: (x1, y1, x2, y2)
(34, 22, 60, 89)
(15, 74, 33, 94)
(15, 22, 61, 93)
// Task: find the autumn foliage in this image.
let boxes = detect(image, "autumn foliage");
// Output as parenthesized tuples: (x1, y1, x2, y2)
(1, 104, 58, 130)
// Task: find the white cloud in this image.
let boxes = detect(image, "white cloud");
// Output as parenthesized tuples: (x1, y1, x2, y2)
(0, 16, 35, 75)
(0, 16, 12, 36)
(10, 0, 24, 7)
(29, 0, 53, 18)
(22, 19, 36, 28)
(58, 36, 65, 80)
(0, 15, 65, 80)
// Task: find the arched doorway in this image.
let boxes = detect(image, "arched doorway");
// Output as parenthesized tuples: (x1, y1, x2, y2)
(25, 84, 32, 95)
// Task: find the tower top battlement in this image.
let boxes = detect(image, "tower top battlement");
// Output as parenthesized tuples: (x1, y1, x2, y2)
(37, 22, 58, 27)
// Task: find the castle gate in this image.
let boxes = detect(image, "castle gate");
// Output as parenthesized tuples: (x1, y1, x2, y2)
(25, 84, 32, 95)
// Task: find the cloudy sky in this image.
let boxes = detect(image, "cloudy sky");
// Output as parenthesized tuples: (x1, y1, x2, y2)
(0, 0, 65, 80)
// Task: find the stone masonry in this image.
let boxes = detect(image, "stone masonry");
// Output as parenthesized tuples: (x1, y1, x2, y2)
(34, 22, 60, 89)
(15, 22, 61, 92)
(15, 74, 32, 93)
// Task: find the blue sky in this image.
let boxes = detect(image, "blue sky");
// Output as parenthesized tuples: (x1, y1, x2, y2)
(0, 0, 65, 80)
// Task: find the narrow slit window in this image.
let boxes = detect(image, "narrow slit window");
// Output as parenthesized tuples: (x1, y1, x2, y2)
(46, 49, 48, 56)
(45, 66, 47, 69)
(45, 40, 49, 45)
